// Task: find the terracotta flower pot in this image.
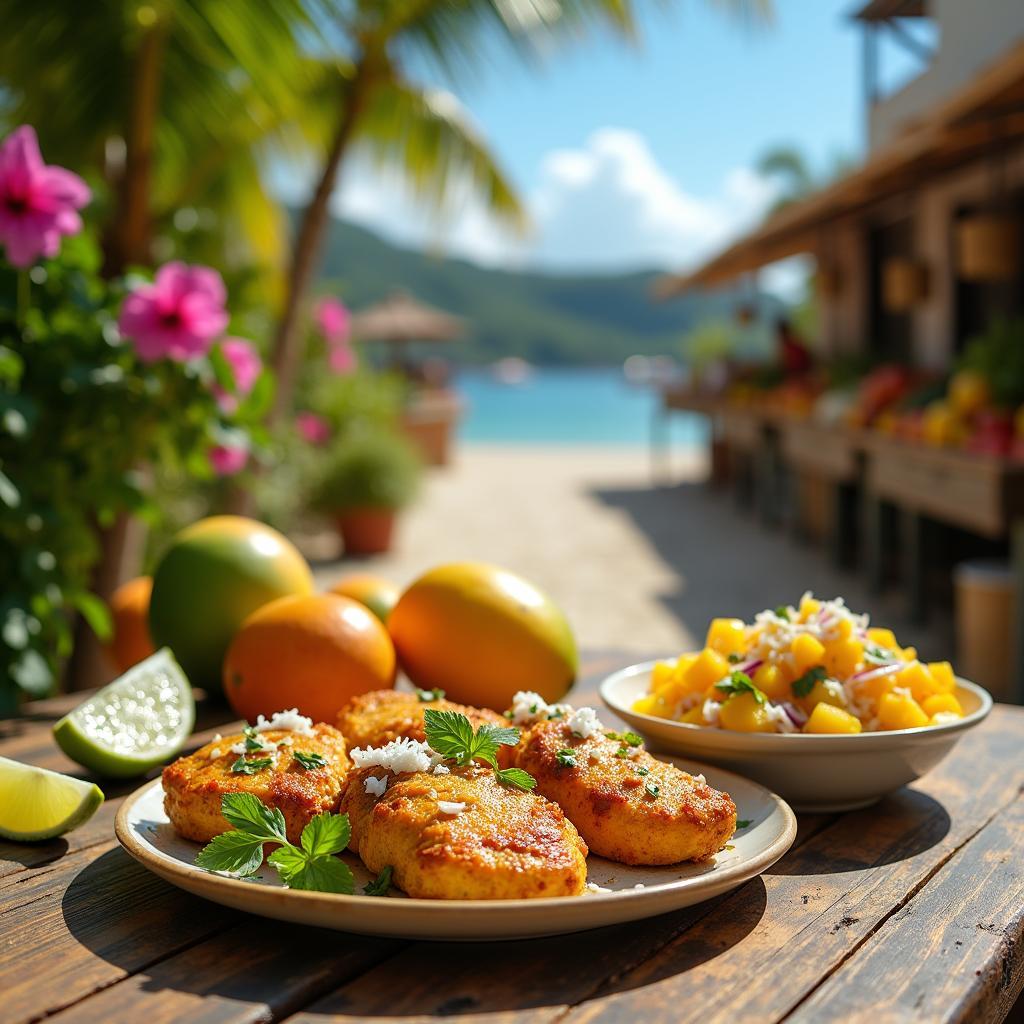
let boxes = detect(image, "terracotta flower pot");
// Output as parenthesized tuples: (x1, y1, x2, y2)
(335, 507, 397, 556)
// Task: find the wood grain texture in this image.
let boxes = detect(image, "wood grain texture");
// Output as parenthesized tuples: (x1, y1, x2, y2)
(1, 654, 1023, 1024)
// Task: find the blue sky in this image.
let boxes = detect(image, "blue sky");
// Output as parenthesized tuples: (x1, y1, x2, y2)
(315, 0, 873, 276)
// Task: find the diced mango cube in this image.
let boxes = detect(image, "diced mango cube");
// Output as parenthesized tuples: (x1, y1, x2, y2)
(791, 633, 826, 674)
(922, 693, 963, 717)
(799, 595, 820, 620)
(804, 702, 862, 734)
(753, 663, 790, 702)
(926, 661, 956, 694)
(684, 648, 731, 693)
(650, 661, 675, 691)
(633, 693, 675, 720)
(679, 705, 705, 725)
(858, 672, 897, 701)
(801, 678, 847, 712)
(867, 627, 897, 650)
(900, 646, 918, 662)
(718, 692, 774, 733)
(878, 692, 929, 730)
(836, 617, 854, 640)
(705, 618, 746, 657)
(898, 662, 936, 703)
(824, 638, 864, 679)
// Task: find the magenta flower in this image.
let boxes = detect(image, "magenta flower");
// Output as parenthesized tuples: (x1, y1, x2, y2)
(328, 342, 357, 376)
(315, 297, 350, 345)
(213, 337, 262, 412)
(296, 412, 331, 446)
(0, 126, 90, 268)
(209, 443, 248, 476)
(119, 262, 229, 363)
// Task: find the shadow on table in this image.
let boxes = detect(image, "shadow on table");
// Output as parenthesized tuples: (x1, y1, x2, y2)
(61, 847, 767, 1019)
(776, 789, 951, 876)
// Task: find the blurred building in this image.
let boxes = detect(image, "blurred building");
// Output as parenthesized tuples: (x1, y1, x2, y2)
(661, 0, 1024, 369)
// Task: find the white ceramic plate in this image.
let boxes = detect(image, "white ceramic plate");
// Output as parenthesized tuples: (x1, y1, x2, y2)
(115, 758, 796, 941)
(601, 660, 993, 812)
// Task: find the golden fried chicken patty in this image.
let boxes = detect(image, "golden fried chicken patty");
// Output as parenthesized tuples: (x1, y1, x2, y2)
(514, 720, 736, 864)
(337, 690, 513, 766)
(342, 763, 588, 899)
(163, 723, 350, 845)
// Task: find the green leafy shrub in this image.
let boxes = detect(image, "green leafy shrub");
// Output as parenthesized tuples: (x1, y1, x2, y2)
(310, 427, 421, 513)
(958, 318, 1024, 409)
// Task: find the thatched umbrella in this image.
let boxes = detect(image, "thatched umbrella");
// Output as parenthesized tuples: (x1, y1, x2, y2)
(350, 290, 465, 348)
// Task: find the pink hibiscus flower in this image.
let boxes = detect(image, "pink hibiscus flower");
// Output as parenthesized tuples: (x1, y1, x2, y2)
(119, 261, 230, 363)
(296, 412, 331, 445)
(209, 443, 248, 476)
(0, 126, 90, 268)
(212, 337, 262, 412)
(328, 342, 357, 376)
(315, 297, 350, 345)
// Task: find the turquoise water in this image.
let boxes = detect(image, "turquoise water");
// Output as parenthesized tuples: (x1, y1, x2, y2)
(456, 367, 707, 446)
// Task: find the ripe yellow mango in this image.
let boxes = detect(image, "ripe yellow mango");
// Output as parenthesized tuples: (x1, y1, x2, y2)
(922, 693, 963, 717)
(799, 595, 820, 620)
(878, 691, 929, 730)
(824, 638, 864, 679)
(753, 663, 790, 702)
(705, 618, 746, 657)
(679, 705, 705, 725)
(684, 649, 731, 693)
(926, 661, 956, 694)
(898, 662, 936, 703)
(858, 672, 897, 701)
(867, 627, 897, 650)
(718, 692, 774, 733)
(792, 633, 825, 674)
(804, 702, 862, 734)
(801, 678, 847, 712)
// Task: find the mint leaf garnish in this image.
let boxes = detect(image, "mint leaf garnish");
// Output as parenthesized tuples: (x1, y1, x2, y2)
(792, 666, 827, 698)
(715, 671, 766, 705)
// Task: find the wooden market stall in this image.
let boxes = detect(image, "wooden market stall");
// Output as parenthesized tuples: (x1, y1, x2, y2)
(657, 13, 1024, 699)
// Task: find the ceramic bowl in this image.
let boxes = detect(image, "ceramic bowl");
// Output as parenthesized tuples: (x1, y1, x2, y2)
(600, 660, 993, 812)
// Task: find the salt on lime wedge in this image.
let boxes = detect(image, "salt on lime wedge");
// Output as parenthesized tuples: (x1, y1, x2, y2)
(0, 756, 104, 841)
(53, 648, 195, 778)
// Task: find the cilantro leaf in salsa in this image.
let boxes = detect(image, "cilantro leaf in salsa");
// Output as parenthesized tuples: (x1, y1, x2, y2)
(715, 671, 766, 705)
(791, 666, 827, 698)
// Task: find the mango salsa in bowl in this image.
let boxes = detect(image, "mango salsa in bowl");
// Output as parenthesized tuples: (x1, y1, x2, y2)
(599, 596, 992, 811)
(635, 594, 964, 735)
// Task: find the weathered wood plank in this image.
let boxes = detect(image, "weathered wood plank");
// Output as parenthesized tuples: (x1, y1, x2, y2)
(46, 923, 405, 1024)
(555, 706, 1024, 1024)
(787, 795, 1024, 1024)
(0, 844, 238, 1024)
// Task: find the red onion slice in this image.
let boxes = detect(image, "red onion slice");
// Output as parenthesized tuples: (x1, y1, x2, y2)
(850, 661, 906, 684)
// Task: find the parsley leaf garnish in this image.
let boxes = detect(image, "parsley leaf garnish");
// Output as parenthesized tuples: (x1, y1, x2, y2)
(791, 666, 827, 698)
(363, 865, 393, 896)
(556, 748, 578, 768)
(494, 767, 537, 790)
(735, 819, 752, 829)
(606, 731, 643, 747)
(231, 755, 274, 775)
(774, 605, 791, 621)
(644, 781, 661, 800)
(423, 709, 536, 791)
(195, 795, 354, 894)
(416, 688, 445, 702)
(242, 724, 267, 752)
(715, 671, 766, 705)
(293, 750, 327, 770)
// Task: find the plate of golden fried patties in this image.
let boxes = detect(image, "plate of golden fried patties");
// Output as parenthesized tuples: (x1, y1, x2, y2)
(116, 690, 795, 940)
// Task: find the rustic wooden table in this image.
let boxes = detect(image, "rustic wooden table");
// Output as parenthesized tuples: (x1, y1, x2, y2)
(3, 650, 1024, 1024)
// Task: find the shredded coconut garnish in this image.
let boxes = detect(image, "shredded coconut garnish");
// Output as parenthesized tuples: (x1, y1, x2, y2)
(764, 703, 798, 734)
(364, 775, 388, 797)
(432, 764, 450, 775)
(508, 690, 573, 725)
(633, 883, 646, 889)
(253, 709, 315, 736)
(585, 882, 612, 894)
(351, 737, 439, 775)
(436, 800, 466, 815)
(702, 699, 722, 725)
(567, 706, 602, 739)
(691, 773, 706, 785)
(209, 747, 222, 759)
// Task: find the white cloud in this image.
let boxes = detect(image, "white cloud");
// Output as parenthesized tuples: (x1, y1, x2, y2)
(308, 125, 782, 280)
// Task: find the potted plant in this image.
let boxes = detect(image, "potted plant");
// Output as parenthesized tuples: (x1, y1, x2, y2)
(311, 427, 421, 555)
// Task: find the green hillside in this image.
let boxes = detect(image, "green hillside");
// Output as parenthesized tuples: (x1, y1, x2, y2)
(315, 217, 781, 366)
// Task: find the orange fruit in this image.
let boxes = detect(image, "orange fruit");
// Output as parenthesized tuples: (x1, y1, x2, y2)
(106, 576, 156, 673)
(328, 574, 400, 624)
(224, 593, 396, 723)
(149, 516, 313, 695)
(388, 562, 577, 711)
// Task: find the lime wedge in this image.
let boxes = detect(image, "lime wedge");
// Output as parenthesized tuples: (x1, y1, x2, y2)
(0, 756, 104, 841)
(53, 648, 195, 778)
